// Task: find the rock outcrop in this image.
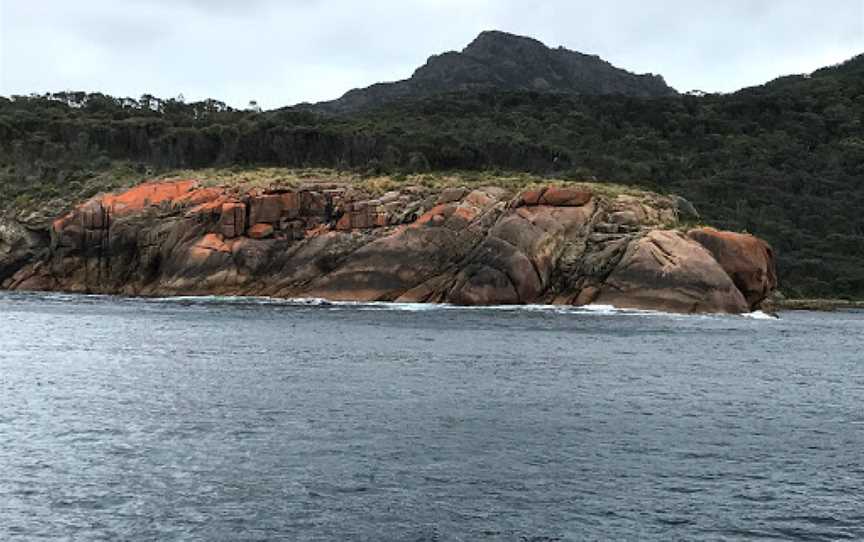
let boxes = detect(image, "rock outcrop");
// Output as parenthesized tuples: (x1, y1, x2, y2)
(687, 227, 778, 309)
(595, 230, 749, 313)
(0, 179, 777, 314)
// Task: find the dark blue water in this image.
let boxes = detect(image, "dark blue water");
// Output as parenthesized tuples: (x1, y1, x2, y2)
(1, 291, 863, 541)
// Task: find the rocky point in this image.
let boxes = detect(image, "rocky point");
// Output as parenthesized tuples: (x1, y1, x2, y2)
(0, 179, 777, 314)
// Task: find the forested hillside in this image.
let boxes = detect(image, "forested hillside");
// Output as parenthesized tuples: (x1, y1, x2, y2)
(0, 54, 861, 298)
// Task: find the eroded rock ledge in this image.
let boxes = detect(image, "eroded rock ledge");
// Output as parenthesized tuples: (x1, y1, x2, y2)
(0, 179, 777, 313)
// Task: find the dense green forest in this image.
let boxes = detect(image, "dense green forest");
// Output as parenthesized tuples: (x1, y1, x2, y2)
(0, 54, 862, 298)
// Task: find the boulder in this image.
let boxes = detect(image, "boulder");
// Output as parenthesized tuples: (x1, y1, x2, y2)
(539, 187, 592, 207)
(596, 230, 749, 314)
(687, 227, 777, 309)
(515, 187, 592, 207)
(517, 189, 544, 206)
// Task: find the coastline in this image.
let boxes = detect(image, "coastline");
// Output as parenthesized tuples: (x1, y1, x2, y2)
(776, 299, 864, 312)
(0, 178, 778, 316)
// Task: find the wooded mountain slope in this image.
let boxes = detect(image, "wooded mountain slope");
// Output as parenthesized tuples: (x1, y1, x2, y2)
(0, 54, 861, 298)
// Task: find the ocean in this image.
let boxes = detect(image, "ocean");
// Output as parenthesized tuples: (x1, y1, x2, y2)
(1, 291, 862, 541)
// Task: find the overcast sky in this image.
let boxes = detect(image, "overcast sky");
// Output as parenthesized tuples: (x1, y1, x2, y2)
(1, 0, 861, 109)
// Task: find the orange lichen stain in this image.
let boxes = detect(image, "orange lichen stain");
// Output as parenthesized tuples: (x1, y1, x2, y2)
(187, 198, 228, 215)
(413, 204, 454, 227)
(100, 180, 199, 215)
(189, 233, 233, 262)
(452, 205, 479, 222)
(247, 223, 274, 239)
(52, 213, 74, 233)
(175, 186, 225, 206)
(463, 190, 495, 208)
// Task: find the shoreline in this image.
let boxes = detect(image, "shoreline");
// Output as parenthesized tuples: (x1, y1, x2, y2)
(3, 288, 861, 314)
(0, 289, 775, 318)
(775, 299, 864, 312)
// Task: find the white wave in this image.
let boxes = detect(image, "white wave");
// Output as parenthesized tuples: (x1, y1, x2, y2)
(13, 291, 779, 321)
(743, 310, 778, 320)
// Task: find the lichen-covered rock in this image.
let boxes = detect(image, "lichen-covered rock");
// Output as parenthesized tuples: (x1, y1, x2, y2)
(1, 179, 777, 314)
(596, 230, 749, 313)
(687, 227, 777, 310)
(248, 223, 275, 239)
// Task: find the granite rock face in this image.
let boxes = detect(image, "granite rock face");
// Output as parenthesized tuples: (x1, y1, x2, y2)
(687, 227, 778, 309)
(595, 230, 750, 314)
(0, 179, 776, 314)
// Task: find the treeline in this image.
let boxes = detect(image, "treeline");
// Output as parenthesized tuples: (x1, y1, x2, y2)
(0, 54, 862, 298)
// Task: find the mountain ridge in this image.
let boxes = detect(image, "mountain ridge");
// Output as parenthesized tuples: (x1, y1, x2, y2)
(296, 30, 677, 114)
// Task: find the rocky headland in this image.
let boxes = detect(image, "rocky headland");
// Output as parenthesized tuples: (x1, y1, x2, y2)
(0, 177, 777, 313)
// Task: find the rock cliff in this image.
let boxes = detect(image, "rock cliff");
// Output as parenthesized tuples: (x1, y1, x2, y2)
(0, 179, 776, 314)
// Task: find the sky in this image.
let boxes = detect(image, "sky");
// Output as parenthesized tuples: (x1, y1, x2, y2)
(0, 0, 861, 110)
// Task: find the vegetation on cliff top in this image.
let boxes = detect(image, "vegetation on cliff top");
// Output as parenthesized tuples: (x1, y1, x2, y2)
(0, 54, 862, 298)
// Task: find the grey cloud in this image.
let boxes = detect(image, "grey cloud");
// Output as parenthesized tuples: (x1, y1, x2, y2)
(0, 0, 861, 109)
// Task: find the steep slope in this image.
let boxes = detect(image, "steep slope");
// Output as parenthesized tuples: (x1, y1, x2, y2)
(299, 30, 676, 114)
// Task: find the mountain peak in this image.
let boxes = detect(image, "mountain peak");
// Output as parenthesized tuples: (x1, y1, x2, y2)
(464, 30, 546, 53)
(300, 30, 677, 114)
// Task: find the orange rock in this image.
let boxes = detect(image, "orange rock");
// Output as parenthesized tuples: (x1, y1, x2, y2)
(518, 189, 545, 206)
(248, 223, 274, 239)
(101, 180, 198, 215)
(52, 214, 73, 234)
(687, 227, 777, 309)
(187, 197, 228, 216)
(464, 189, 496, 208)
(414, 204, 454, 226)
(196, 233, 231, 252)
(189, 233, 233, 262)
(175, 186, 224, 206)
(539, 187, 592, 207)
(453, 205, 479, 222)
